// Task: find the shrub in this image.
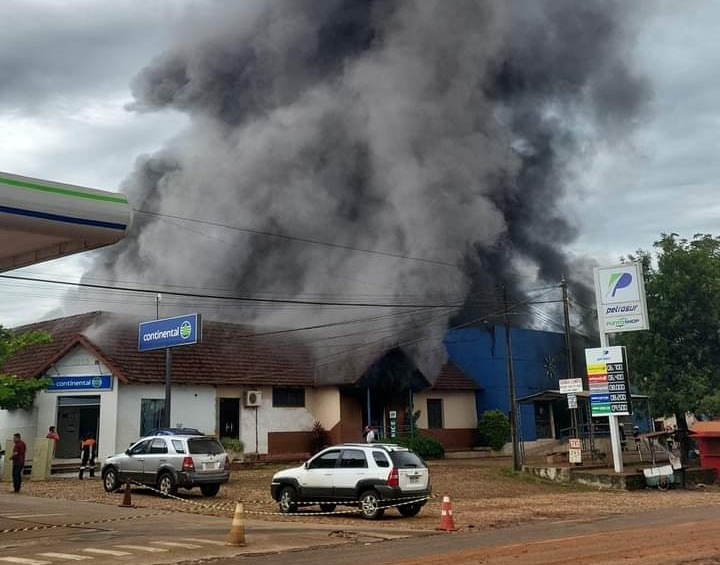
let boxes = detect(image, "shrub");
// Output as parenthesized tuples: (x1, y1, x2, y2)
(220, 437, 244, 453)
(395, 434, 445, 459)
(311, 421, 331, 454)
(477, 410, 510, 451)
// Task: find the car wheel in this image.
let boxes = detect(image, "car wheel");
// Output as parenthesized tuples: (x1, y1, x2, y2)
(200, 484, 220, 497)
(359, 490, 385, 520)
(157, 472, 178, 497)
(398, 502, 423, 517)
(319, 503, 336, 513)
(278, 486, 298, 513)
(102, 467, 121, 493)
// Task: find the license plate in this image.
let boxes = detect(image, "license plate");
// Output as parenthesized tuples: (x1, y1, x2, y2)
(409, 475, 419, 483)
(202, 462, 217, 471)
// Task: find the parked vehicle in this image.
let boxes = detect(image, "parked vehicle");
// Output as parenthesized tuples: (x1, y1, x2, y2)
(144, 427, 204, 436)
(102, 435, 229, 497)
(270, 443, 431, 520)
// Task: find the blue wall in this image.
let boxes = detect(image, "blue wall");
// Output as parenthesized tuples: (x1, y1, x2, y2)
(445, 326, 568, 441)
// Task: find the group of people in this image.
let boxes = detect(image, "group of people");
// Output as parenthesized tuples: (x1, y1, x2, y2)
(8, 426, 97, 494)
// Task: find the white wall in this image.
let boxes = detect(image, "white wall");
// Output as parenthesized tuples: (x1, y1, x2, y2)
(116, 383, 217, 454)
(1, 344, 118, 461)
(240, 386, 316, 455)
(307, 387, 341, 430)
(414, 391, 477, 429)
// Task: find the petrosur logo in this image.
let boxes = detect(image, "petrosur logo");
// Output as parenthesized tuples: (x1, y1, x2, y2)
(607, 272, 633, 298)
(180, 320, 192, 339)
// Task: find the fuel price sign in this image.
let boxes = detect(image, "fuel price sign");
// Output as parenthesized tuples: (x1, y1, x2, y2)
(585, 346, 632, 417)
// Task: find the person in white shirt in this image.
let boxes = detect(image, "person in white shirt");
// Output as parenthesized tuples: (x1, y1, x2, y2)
(364, 426, 376, 443)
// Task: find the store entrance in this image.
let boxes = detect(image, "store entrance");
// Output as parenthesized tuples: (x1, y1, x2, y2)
(219, 398, 240, 439)
(55, 396, 100, 459)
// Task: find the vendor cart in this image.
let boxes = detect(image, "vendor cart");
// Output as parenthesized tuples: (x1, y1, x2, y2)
(641, 430, 682, 489)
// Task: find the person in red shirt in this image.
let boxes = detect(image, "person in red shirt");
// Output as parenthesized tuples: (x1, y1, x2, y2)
(46, 426, 60, 457)
(11, 433, 26, 493)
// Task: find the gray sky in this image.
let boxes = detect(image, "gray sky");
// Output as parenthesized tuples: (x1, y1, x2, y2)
(1, 1, 718, 329)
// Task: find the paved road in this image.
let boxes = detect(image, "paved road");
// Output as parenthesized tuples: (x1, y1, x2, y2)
(0, 493, 427, 565)
(209, 504, 720, 565)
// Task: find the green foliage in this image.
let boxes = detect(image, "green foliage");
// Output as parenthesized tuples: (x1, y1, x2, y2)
(0, 375, 51, 411)
(394, 434, 445, 459)
(0, 326, 53, 411)
(477, 409, 510, 451)
(220, 437, 245, 453)
(311, 421, 331, 454)
(617, 234, 720, 417)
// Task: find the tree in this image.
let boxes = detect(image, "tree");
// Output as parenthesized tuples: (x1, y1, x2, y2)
(617, 234, 720, 417)
(0, 325, 52, 410)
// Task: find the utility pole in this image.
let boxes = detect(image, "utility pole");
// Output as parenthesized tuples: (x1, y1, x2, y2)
(503, 285, 521, 471)
(561, 276, 578, 437)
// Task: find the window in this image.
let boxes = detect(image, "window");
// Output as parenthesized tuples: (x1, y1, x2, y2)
(171, 440, 185, 454)
(340, 449, 368, 468)
(188, 438, 224, 455)
(129, 439, 151, 455)
(427, 399, 444, 429)
(372, 451, 390, 468)
(140, 399, 165, 436)
(309, 450, 340, 469)
(149, 438, 168, 454)
(272, 387, 305, 408)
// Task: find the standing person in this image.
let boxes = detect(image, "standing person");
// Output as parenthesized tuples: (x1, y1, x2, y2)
(364, 426, 376, 443)
(79, 433, 97, 480)
(46, 426, 60, 456)
(11, 433, 26, 493)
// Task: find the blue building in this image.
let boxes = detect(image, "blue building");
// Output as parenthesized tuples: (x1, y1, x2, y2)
(445, 325, 569, 442)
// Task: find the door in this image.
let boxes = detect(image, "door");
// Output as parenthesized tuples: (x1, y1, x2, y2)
(55, 396, 100, 459)
(124, 439, 151, 483)
(142, 438, 170, 483)
(333, 449, 369, 500)
(219, 398, 240, 439)
(300, 449, 340, 499)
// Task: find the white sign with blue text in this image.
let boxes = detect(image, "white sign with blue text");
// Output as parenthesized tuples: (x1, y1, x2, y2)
(593, 263, 649, 333)
(138, 313, 202, 352)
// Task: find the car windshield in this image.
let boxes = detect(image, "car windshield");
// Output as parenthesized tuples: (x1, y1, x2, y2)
(188, 438, 224, 454)
(389, 450, 426, 468)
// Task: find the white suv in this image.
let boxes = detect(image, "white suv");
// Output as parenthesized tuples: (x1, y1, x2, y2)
(271, 443, 431, 519)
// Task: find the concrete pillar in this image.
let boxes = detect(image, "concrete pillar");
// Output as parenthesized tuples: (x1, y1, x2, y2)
(31, 437, 53, 481)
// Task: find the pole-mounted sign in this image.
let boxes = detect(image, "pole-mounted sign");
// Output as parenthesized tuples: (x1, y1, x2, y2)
(138, 313, 202, 428)
(593, 263, 649, 333)
(138, 313, 202, 352)
(585, 346, 632, 417)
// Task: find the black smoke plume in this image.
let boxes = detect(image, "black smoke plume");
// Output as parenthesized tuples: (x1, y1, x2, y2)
(79, 0, 648, 381)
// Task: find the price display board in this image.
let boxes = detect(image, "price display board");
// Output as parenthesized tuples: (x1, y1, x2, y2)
(585, 346, 632, 417)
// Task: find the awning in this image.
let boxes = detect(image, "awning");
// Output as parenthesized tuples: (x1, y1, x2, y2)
(0, 171, 131, 271)
(517, 389, 648, 404)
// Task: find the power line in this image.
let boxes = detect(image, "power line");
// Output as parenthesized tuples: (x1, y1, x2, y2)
(134, 208, 461, 268)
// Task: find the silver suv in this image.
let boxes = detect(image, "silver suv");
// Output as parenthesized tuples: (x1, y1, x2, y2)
(101, 435, 230, 497)
(271, 443, 431, 519)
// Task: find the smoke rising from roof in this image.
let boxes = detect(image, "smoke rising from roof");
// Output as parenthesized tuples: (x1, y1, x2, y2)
(79, 0, 648, 381)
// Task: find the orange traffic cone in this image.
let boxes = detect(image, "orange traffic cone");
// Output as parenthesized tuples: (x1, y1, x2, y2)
(118, 483, 134, 508)
(437, 493, 457, 531)
(226, 503, 246, 547)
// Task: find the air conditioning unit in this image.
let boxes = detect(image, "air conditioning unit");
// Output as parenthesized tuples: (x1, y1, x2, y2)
(244, 390, 262, 407)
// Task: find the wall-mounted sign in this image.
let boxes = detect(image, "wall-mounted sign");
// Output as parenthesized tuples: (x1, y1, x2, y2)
(138, 313, 202, 352)
(569, 438, 582, 463)
(593, 263, 649, 333)
(559, 378, 583, 394)
(585, 346, 632, 417)
(567, 392, 578, 409)
(47, 375, 113, 392)
(389, 410, 397, 439)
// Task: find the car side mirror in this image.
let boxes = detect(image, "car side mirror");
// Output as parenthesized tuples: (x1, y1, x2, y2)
(125, 449, 131, 456)
(304, 461, 309, 469)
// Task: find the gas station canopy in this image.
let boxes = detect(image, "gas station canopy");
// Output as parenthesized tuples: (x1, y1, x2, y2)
(0, 171, 131, 272)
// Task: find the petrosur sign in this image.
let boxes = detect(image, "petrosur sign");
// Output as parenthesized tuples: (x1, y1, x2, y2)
(47, 375, 113, 392)
(138, 313, 202, 352)
(593, 263, 649, 333)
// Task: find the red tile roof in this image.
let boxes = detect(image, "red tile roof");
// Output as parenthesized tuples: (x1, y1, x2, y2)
(431, 361, 479, 390)
(3, 311, 476, 391)
(3, 311, 315, 387)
